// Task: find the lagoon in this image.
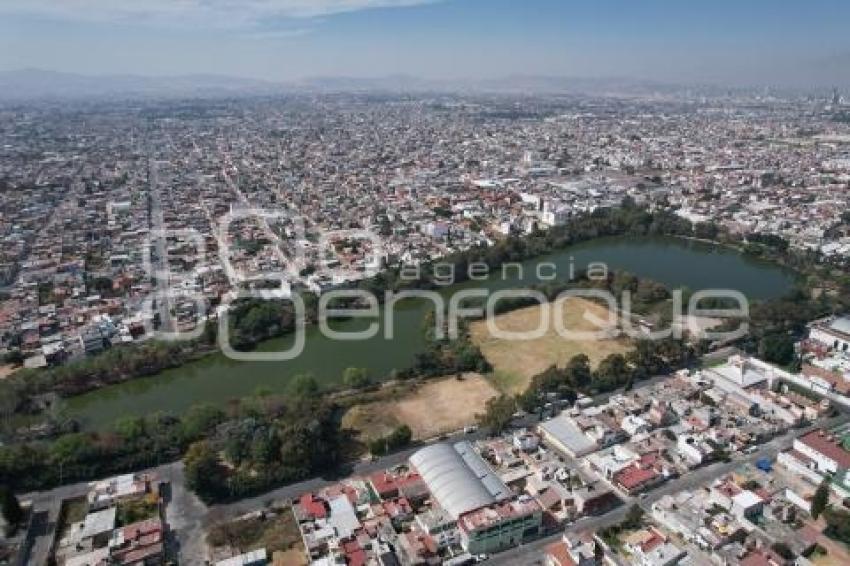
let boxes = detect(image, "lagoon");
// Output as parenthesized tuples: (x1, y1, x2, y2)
(65, 236, 796, 430)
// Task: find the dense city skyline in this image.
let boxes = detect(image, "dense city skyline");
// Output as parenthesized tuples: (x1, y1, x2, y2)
(6, 4, 850, 565)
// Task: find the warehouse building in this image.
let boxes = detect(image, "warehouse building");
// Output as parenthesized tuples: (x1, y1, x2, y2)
(409, 441, 543, 555)
(409, 441, 512, 520)
(537, 413, 598, 458)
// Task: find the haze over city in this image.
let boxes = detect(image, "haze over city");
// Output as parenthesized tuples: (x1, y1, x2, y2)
(1, 0, 850, 88)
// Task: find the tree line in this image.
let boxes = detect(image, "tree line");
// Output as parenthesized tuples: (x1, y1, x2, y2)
(0, 203, 720, 425)
(0, 386, 345, 503)
(478, 337, 697, 436)
(7, 200, 850, 498)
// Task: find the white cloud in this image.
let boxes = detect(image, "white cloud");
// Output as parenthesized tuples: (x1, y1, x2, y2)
(0, 0, 441, 29)
(242, 27, 317, 40)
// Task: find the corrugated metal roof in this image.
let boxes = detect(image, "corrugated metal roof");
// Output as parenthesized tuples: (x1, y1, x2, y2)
(829, 316, 850, 336)
(539, 413, 597, 456)
(328, 495, 360, 539)
(409, 441, 510, 520)
(80, 507, 116, 539)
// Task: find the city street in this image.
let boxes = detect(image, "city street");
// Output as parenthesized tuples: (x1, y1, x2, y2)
(21, 402, 849, 565)
(149, 158, 174, 334)
(3, 7, 850, 566)
(485, 411, 850, 565)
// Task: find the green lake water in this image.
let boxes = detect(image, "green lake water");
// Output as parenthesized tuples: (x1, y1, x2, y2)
(65, 236, 797, 430)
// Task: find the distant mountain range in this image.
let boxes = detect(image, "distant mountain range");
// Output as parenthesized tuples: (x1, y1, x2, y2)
(299, 73, 687, 95)
(0, 69, 283, 100)
(0, 68, 821, 101)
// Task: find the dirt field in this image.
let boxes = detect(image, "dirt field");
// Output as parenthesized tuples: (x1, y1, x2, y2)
(469, 297, 633, 394)
(0, 364, 19, 380)
(273, 549, 308, 566)
(207, 507, 305, 564)
(342, 373, 498, 441)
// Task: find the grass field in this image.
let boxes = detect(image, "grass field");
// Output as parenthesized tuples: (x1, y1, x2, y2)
(469, 297, 633, 394)
(342, 373, 498, 441)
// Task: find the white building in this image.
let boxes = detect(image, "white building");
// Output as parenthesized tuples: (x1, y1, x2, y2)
(790, 429, 850, 475)
(621, 414, 650, 437)
(538, 413, 598, 458)
(809, 316, 850, 353)
(676, 434, 714, 466)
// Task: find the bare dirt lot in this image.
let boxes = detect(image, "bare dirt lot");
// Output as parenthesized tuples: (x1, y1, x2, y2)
(469, 297, 633, 394)
(342, 373, 498, 441)
(0, 364, 19, 380)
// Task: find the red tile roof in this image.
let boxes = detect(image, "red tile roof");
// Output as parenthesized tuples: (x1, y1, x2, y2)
(545, 541, 577, 566)
(368, 470, 422, 499)
(321, 483, 359, 505)
(382, 497, 412, 519)
(341, 539, 366, 566)
(739, 550, 773, 566)
(121, 518, 162, 540)
(299, 493, 328, 519)
(797, 524, 821, 546)
(798, 429, 850, 469)
(614, 454, 662, 491)
(116, 542, 164, 565)
(639, 529, 665, 553)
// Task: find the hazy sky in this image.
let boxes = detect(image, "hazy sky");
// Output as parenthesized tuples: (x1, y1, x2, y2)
(1, 0, 849, 86)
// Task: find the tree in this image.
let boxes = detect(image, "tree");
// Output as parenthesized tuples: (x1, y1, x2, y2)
(770, 542, 793, 560)
(342, 367, 371, 390)
(824, 507, 850, 544)
(0, 485, 23, 532)
(694, 222, 719, 241)
(289, 374, 319, 398)
(221, 420, 258, 466)
(49, 433, 94, 468)
(611, 271, 639, 298)
(594, 353, 630, 392)
(564, 354, 592, 390)
(184, 441, 224, 500)
(114, 416, 146, 442)
(622, 504, 644, 530)
(250, 428, 281, 465)
(812, 478, 830, 519)
(201, 320, 218, 345)
(391, 424, 412, 446)
(369, 425, 413, 456)
(90, 276, 114, 294)
(477, 395, 515, 436)
(3, 350, 23, 366)
(517, 387, 544, 413)
(182, 404, 226, 440)
(758, 334, 795, 366)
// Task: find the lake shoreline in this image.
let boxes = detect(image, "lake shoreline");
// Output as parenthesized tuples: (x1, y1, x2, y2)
(59, 234, 797, 431)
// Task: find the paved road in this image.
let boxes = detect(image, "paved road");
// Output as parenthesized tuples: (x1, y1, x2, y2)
(159, 462, 207, 565)
(218, 155, 300, 283)
(485, 411, 850, 565)
(20, 377, 849, 564)
(20, 427, 490, 565)
(26, 503, 60, 566)
(149, 159, 173, 333)
(188, 411, 848, 564)
(210, 427, 494, 519)
(23, 477, 118, 566)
